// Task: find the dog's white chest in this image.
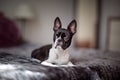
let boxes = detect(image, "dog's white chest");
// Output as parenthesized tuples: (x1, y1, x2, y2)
(46, 47, 69, 65)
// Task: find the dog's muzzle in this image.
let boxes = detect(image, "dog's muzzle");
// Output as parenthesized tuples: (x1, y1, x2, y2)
(55, 38, 63, 48)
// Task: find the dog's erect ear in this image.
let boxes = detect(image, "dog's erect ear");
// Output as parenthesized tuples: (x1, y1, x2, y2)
(67, 20, 77, 35)
(53, 17, 62, 31)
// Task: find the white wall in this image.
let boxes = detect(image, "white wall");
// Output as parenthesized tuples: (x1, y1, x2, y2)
(0, 0, 74, 46)
(109, 20, 120, 51)
(100, 0, 120, 50)
(75, 0, 97, 48)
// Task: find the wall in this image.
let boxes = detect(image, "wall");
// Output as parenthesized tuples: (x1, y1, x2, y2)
(109, 19, 120, 51)
(99, 0, 120, 50)
(75, 0, 97, 48)
(0, 0, 74, 46)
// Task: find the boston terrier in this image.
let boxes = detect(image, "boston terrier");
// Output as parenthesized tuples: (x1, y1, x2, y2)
(31, 17, 77, 66)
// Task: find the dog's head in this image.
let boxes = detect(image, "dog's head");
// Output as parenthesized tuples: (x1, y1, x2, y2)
(53, 17, 77, 50)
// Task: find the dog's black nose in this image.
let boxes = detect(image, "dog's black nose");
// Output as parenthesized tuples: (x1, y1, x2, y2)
(52, 62, 56, 65)
(58, 39, 62, 42)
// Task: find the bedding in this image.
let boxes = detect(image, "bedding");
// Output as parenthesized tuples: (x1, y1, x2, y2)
(0, 44, 120, 80)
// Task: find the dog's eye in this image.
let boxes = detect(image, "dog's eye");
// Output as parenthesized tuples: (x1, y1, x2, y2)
(61, 33, 66, 38)
(64, 37, 69, 41)
(64, 34, 69, 41)
(56, 32, 61, 37)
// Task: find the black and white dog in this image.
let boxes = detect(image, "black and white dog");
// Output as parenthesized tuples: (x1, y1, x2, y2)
(31, 17, 77, 66)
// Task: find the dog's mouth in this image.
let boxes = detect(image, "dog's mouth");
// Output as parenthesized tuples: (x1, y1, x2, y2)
(55, 42, 63, 49)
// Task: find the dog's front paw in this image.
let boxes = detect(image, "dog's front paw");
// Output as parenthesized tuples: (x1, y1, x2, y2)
(41, 61, 58, 67)
(68, 62, 74, 66)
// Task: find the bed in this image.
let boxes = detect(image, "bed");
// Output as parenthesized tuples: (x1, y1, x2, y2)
(0, 44, 120, 80)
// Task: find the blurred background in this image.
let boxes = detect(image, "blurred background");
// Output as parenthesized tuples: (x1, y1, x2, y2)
(0, 0, 120, 52)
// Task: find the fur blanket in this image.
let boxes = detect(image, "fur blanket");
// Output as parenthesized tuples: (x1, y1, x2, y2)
(0, 52, 120, 80)
(0, 44, 120, 80)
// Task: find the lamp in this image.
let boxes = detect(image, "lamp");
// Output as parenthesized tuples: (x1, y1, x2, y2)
(14, 4, 34, 39)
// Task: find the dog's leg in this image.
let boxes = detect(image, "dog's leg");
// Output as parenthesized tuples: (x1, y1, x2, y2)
(67, 62, 74, 66)
(41, 61, 58, 67)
